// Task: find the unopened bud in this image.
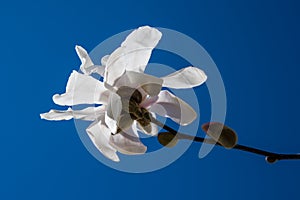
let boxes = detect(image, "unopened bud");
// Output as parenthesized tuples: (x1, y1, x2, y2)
(157, 132, 178, 148)
(265, 156, 278, 164)
(202, 122, 238, 149)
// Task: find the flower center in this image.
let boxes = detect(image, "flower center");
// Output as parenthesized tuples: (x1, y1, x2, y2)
(116, 86, 152, 132)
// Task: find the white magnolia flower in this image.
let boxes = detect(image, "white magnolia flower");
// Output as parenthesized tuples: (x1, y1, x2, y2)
(40, 26, 207, 162)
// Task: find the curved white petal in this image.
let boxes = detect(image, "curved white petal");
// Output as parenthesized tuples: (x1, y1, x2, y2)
(105, 93, 122, 134)
(139, 96, 158, 109)
(86, 119, 119, 162)
(114, 71, 163, 97)
(149, 90, 197, 126)
(40, 106, 105, 121)
(105, 26, 162, 86)
(53, 70, 109, 106)
(75, 45, 93, 74)
(136, 112, 158, 136)
(109, 125, 147, 155)
(162, 67, 207, 89)
(40, 108, 73, 121)
(75, 45, 105, 76)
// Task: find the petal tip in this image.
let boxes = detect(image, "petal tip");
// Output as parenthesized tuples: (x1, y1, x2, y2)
(75, 45, 81, 50)
(75, 45, 85, 52)
(111, 155, 120, 162)
(40, 113, 46, 119)
(52, 94, 63, 105)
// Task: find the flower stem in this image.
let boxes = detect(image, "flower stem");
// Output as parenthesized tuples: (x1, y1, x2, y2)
(150, 117, 300, 163)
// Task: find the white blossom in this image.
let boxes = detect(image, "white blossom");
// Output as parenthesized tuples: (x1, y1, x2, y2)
(40, 26, 207, 162)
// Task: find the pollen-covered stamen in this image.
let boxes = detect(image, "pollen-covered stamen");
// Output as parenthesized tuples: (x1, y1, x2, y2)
(136, 107, 152, 133)
(129, 101, 143, 119)
(117, 86, 143, 114)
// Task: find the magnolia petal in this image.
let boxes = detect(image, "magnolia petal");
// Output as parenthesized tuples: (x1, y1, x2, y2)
(75, 45, 93, 74)
(86, 119, 120, 162)
(107, 92, 122, 121)
(53, 70, 109, 106)
(117, 113, 134, 132)
(109, 125, 147, 155)
(101, 55, 110, 66)
(105, 112, 118, 135)
(75, 45, 105, 76)
(122, 26, 162, 52)
(115, 71, 163, 97)
(105, 26, 162, 86)
(139, 96, 158, 109)
(105, 93, 122, 134)
(40, 106, 105, 121)
(82, 65, 105, 77)
(162, 67, 207, 89)
(40, 108, 73, 121)
(136, 112, 158, 136)
(150, 90, 197, 126)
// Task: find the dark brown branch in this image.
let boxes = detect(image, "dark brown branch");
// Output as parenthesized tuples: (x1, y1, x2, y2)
(150, 117, 300, 163)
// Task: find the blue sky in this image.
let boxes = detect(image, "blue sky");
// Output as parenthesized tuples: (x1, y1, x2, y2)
(1, 0, 300, 199)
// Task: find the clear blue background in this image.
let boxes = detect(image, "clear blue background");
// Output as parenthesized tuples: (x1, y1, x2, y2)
(1, 0, 300, 199)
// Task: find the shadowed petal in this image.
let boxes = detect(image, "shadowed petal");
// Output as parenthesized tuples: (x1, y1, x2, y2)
(150, 90, 197, 126)
(40, 106, 105, 121)
(75, 45, 105, 76)
(105, 93, 122, 134)
(162, 67, 207, 89)
(109, 125, 147, 155)
(114, 71, 163, 97)
(139, 96, 158, 109)
(86, 119, 119, 162)
(105, 26, 162, 86)
(117, 113, 134, 132)
(53, 70, 109, 106)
